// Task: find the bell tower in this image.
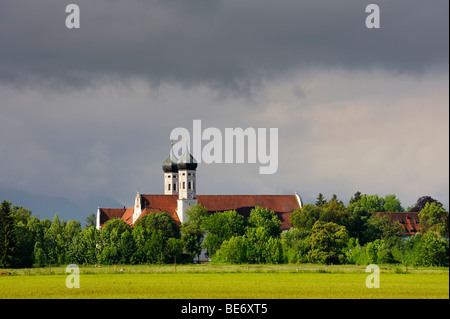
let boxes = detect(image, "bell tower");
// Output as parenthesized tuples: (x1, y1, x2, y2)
(176, 142, 198, 223)
(132, 190, 142, 224)
(162, 143, 179, 195)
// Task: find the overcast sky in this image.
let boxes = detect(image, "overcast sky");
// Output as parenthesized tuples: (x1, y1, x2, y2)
(0, 0, 448, 215)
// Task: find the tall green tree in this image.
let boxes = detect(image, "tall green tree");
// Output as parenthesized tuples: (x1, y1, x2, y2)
(346, 204, 372, 244)
(415, 232, 449, 267)
(349, 191, 362, 204)
(181, 224, 204, 262)
(357, 194, 385, 212)
(11, 205, 35, 267)
(215, 236, 249, 264)
(320, 200, 349, 228)
(181, 204, 210, 261)
(0, 201, 15, 267)
(135, 212, 180, 240)
(202, 210, 246, 256)
(366, 239, 394, 264)
(307, 221, 349, 265)
(245, 226, 272, 263)
(365, 214, 405, 244)
(315, 193, 327, 207)
(44, 214, 68, 265)
(85, 213, 96, 228)
(383, 194, 404, 212)
(247, 206, 282, 238)
(419, 202, 449, 237)
(98, 218, 131, 264)
(118, 230, 136, 264)
(281, 228, 311, 263)
(289, 204, 322, 230)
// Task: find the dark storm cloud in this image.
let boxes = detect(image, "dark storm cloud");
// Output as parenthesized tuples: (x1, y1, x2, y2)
(0, 0, 448, 90)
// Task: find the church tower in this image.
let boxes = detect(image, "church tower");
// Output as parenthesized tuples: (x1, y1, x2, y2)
(132, 190, 142, 224)
(162, 144, 179, 195)
(176, 144, 198, 223)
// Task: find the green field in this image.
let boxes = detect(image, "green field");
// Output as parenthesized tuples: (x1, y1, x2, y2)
(0, 264, 448, 299)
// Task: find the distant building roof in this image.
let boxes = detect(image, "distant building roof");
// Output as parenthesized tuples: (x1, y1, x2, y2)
(370, 211, 421, 235)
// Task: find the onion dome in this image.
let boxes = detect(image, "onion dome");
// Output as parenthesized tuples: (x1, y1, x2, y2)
(177, 148, 197, 171)
(162, 146, 179, 173)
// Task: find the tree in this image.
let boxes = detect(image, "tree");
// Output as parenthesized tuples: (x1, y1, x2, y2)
(409, 196, 443, 212)
(181, 204, 210, 261)
(183, 204, 211, 228)
(11, 205, 35, 267)
(281, 228, 311, 263)
(366, 239, 394, 264)
(247, 207, 282, 238)
(43, 214, 68, 265)
(202, 210, 247, 256)
(98, 218, 131, 264)
(0, 201, 15, 267)
(330, 194, 343, 205)
(263, 237, 284, 264)
(181, 224, 204, 262)
(67, 226, 99, 265)
(383, 194, 404, 212)
(315, 193, 327, 207)
(364, 214, 405, 244)
(357, 194, 385, 212)
(349, 191, 362, 204)
(118, 230, 136, 264)
(85, 213, 96, 228)
(307, 221, 349, 265)
(102, 218, 131, 238)
(245, 226, 272, 263)
(134, 212, 180, 240)
(346, 204, 372, 244)
(289, 204, 322, 230)
(418, 202, 449, 237)
(415, 232, 449, 267)
(215, 236, 248, 264)
(320, 200, 349, 228)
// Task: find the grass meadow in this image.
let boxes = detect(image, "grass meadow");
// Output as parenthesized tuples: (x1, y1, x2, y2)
(0, 264, 448, 299)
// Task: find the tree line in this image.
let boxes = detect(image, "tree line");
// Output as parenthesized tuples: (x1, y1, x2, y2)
(0, 193, 448, 268)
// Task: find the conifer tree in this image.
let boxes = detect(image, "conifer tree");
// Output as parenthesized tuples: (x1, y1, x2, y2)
(0, 201, 15, 267)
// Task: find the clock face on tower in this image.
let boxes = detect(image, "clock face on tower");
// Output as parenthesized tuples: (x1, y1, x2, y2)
(187, 193, 192, 199)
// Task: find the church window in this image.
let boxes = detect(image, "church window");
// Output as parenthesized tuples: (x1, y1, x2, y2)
(174, 183, 176, 191)
(183, 182, 185, 189)
(168, 184, 171, 191)
(188, 181, 191, 189)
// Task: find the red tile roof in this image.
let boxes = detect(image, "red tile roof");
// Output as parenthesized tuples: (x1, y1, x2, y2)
(140, 194, 180, 226)
(197, 195, 300, 229)
(99, 208, 128, 228)
(100, 194, 301, 229)
(370, 211, 421, 235)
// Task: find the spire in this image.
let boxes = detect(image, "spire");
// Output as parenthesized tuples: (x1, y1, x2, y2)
(178, 139, 197, 171)
(162, 142, 179, 173)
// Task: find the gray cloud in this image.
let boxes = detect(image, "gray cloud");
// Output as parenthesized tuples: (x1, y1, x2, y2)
(0, 0, 448, 92)
(0, 1, 448, 220)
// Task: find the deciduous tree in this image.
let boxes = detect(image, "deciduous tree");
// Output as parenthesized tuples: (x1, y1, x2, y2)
(307, 221, 349, 265)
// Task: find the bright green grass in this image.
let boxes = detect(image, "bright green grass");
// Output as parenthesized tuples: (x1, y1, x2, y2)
(1, 265, 448, 299)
